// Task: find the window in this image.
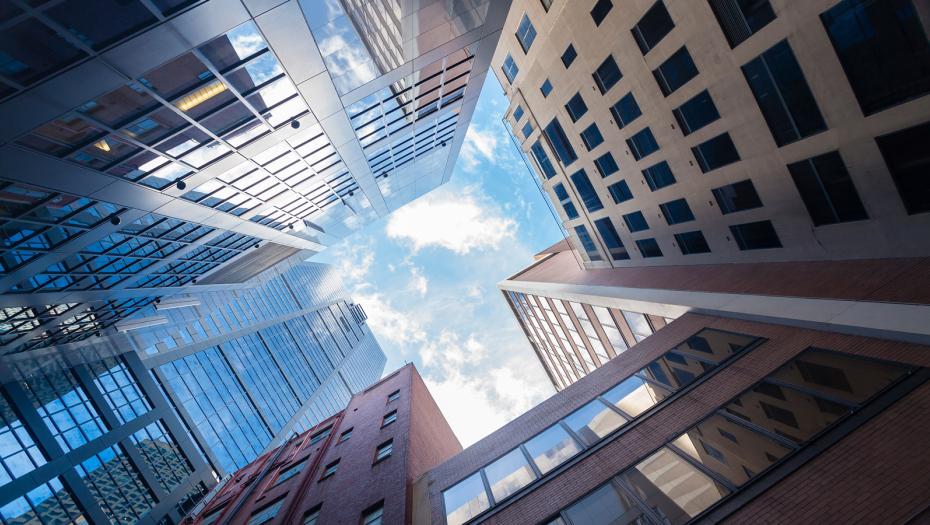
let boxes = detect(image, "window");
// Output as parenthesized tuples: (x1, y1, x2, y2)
(660, 198, 695, 225)
(443, 472, 489, 525)
(636, 238, 663, 258)
(822, 0, 930, 115)
(610, 92, 642, 128)
(524, 424, 582, 474)
(303, 506, 321, 525)
(531, 140, 557, 179)
(309, 426, 331, 445)
(320, 459, 339, 480)
(554, 183, 579, 219)
(501, 54, 519, 84)
(564, 483, 642, 525)
(248, 498, 284, 525)
(522, 122, 533, 139)
(575, 225, 603, 262)
(626, 127, 659, 161)
(595, 218, 631, 260)
(594, 152, 619, 178)
(484, 448, 537, 502)
(875, 121, 930, 214)
(565, 92, 588, 122)
(274, 461, 304, 485)
(374, 439, 393, 463)
(541, 79, 553, 97)
(593, 55, 622, 94)
(561, 44, 577, 68)
(653, 46, 698, 96)
(623, 211, 649, 232)
(642, 161, 675, 191)
(339, 428, 353, 443)
(580, 124, 604, 151)
(675, 230, 711, 254)
(632, 1, 675, 54)
(564, 399, 627, 446)
(709, 0, 776, 48)
(608, 181, 633, 204)
(541, 0, 553, 11)
(513, 106, 525, 121)
(742, 40, 826, 146)
(620, 448, 727, 520)
(387, 389, 400, 402)
(673, 90, 720, 135)
(788, 151, 868, 225)
(730, 220, 782, 250)
(544, 118, 578, 166)
(591, 0, 613, 26)
(361, 503, 383, 525)
(570, 170, 604, 212)
(381, 410, 397, 427)
(692, 132, 739, 172)
(712, 179, 762, 214)
(515, 14, 537, 53)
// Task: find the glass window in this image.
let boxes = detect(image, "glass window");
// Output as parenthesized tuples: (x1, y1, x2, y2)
(0, 19, 85, 86)
(516, 14, 537, 53)
(602, 375, 671, 417)
(591, 0, 614, 26)
(339, 428, 353, 442)
(553, 183, 579, 219)
(642, 161, 675, 191)
(608, 181, 633, 204)
(0, 395, 46, 486)
(673, 90, 720, 135)
(304, 506, 321, 525)
(575, 225, 603, 262)
(274, 461, 305, 485)
(771, 349, 910, 406)
(544, 118, 578, 166)
(653, 47, 699, 96)
(443, 472, 490, 525)
(692, 132, 740, 173)
(561, 44, 577, 68)
(624, 312, 654, 343)
(531, 140, 557, 179)
(0, 477, 85, 524)
(730, 220, 781, 250)
(594, 152, 619, 178)
(675, 231, 711, 255)
(709, 0, 776, 48)
(594, 218, 630, 261)
(541, 79, 553, 97)
(787, 151, 867, 225)
(513, 106, 525, 122)
(742, 40, 827, 146)
(375, 439, 393, 462)
(502, 54, 519, 84)
(483, 448, 537, 502)
(21, 367, 108, 453)
(660, 198, 695, 225)
(524, 424, 582, 474)
(593, 306, 629, 354)
(570, 170, 604, 212)
(382, 410, 397, 427)
(712, 179, 763, 214)
(563, 399, 627, 446)
(130, 421, 193, 493)
(874, 121, 930, 214)
(521, 121, 533, 139)
(622, 211, 649, 232)
(388, 389, 400, 402)
(89, 356, 151, 424)
(580, 124, 604, 151)
(610, 92, 642, 128)
(565, 92, 588, 122)
(248, 497, 284, 525)
(46, 0, 156, 50)
(77, 445, 156, 523)
(564, 482, 645, 525)
(320, 459, 339, 479)
(632, 0, 675, 54)
(362, 503, 383, 525)
(626, 127, 659, 160)
(593, 55, 622, 94)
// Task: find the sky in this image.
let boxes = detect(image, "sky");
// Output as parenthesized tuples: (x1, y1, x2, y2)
(313, 76, 565, 447)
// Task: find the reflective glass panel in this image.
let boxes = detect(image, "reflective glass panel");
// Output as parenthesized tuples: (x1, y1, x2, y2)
(443, 472, 490, 525)
(562, 399, 627, 446)
(602, 375, 672, 417)
(524, 424, 581, 474)
(483, 448, 536, 502)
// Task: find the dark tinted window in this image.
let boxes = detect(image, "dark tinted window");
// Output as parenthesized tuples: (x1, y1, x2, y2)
(653, 46, 698, 96)
(593, 55, 622, 94)
(516, 14, 537, 53)
(513, 106, 524, 121)
(610, 92, 642, 129)
(708, 0, 776, 48)
(660, 198, 695, 225)
(544, 118, 578, 166)
(580, 123, 604, 151)
(787, 151, 868, 225)
(570, 169, 604, 212)
(627, 127, 660, 161)
(594, 152, 620, 177)
(554, 183, 579, 219)
(675, 230, 711, 254)
(632, 1, 675, 55)
(730, 220, 781, 250)
(502, 54, 519, 84)
(522, 122, 533, 139)
(575, 225, 602, 261)
(636, 238, 663, 258)
(595, 218, 630, 260)
(692, 132, 740, 172)
(591, 0, 614, 26)
(565, 92, 588, 122)
(875, 121, 930, 214)
(742, 40, 826, 146)
(530, 140, 557, 179)
(712, 179, 763, 214)
(673, 90, 720, 135)
(541, 79, 553, 97)
(608, 181, 634, 203)
(642, 161, 675, 191)
(822, 0, 930, 115)
(623, 211, 649, 232)
(562, 44, 577, 68)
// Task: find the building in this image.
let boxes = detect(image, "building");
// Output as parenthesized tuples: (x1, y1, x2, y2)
(185, 363, 461, 525)
(494, 0, 930, 269)
(0, 258, 387, 524)
(0, 0, 513, 354)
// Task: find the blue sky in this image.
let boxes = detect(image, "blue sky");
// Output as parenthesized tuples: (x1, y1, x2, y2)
(314, 76, 564, 446)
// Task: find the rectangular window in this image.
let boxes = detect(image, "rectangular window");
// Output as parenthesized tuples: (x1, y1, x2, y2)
(374, 439, 393, 463)
(303, 506, 321, 525)
(544, 118, 578, 166)
(611, 92, 642, 129)
(593, 55, 622, 94)
(580, 124, 604, 151)
(632, 1, 675, 55)
(561, 44, 577, 68)
(381, 410, 397, 427)
(564, 399, 627, 446)
(692, 132, 739, 172)
(309, 426, 331, 445)
(362, 503, 383, 525)
(530, 140, 557, 179)
(822, 0, 930, 115)
(513, 106, 524, 122)
(515, 14, 537, 53)
(875, 121, 930, 214)
(623, 211, 649, 232)
(608, 181, 633, 203)
(787, 151, 868, 225)
(675, 230, 711, 254)
(320, 459, 339, 480)
(673, 90, 720, 135)
(594, 152, 620, 178)
(570, 169, 604, 212)
(274, 461, 304, 486)
(712, 179, 762, 214)
(553, 183, 579, 219)
(730, 220, 782, 250)
(591, 0, 614, 26)
(660, 198, 695, 225)
(387, 390, 400, 402)
(484, 448, 537, 502)
(524, 424, 583, 475)
(636, 238, 663, 258)
(626, 127, 659, 161)
(443, 472, 489, 525)
(248, 498, 285, 525)
(339, 428, 353, 443)
(522, 122, 533, 139)
(653, 47, 698, 96)
(709, 0, 776, 48)
(642, 161, 675, 191)
(565, 92, 588, 122)
(574, 225, 603, 261)
(502, 54, 519, 84)
(595, 218, 631, 260)
(541, 79, 553, 97)
(742, 40, 826, 146)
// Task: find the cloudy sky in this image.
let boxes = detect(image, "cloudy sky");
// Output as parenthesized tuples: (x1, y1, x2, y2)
(314, 77, 564, 446)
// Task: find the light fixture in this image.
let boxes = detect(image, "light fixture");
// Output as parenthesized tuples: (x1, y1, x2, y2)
(175, 80, 228, 112)
(93, 139, 111, 152)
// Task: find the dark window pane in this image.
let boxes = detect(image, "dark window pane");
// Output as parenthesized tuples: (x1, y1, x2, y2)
(562, 44, 578, 68)
(591, 0, 614, 26)
(636, 238, 663, 258)
(653, 46, 699, 96)
(0, 19, 86, 85)
(627, 127, 660, 161)
(729, 220, 781, 250)
(564, 483, 645, 525)
(660, 198, 695, 225)
(642, 161, 676, 191)
(875, 121, 930, 214)
(522, 122, 533, 139)
(623, 211, 649, 232)
(541, 79, 553, 97)
(570, 169, 604, 212)
(593, 55, 622, 94)
(516, 14, 537, 53)
(787, 151, 868, 225)
(554, 183, 579, 219)
(675, 230, 710, 254)
(46, 0, 156, 51)
(580, 124, 604, 151)
(513, 106, 525, 121)
(632, 1, 676, 55)
(531, 140, 557, 179)
(692, 132, 740, 172)
(608, 181, 634, 203)
(771, 349, 910, 406)
(575, 225, 603, 261)
(565, 92, 589, 122)
(708, 0, 776, 48)
(502, 54, 519, 84)
(673, 90, 721, 135)
(610, 92, 642, 128)
(544, 118, 578, 166)
(595, 218, 630, 260)
(541, 0, 553, 11)
(712, 179, 763, 214)
(594, 152, 620, 177)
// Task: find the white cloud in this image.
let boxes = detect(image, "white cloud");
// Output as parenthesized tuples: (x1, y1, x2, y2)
(385, 187, 517, 254)
(410, 266, 429, 297)
(353, 292, 426, 347)
(459, 125, 499, 171)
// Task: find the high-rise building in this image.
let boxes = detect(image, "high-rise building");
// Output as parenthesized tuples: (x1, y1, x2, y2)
(494, 0, 930, 268)
(0, 258, 386, 524)
(0, 0, 512, 354)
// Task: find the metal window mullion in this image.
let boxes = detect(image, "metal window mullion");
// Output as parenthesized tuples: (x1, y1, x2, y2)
(761, 376, 859, 409)
(713, 408, 801, 449)
(596, 394, 634, 421)
(808, 158, 842, 223)
(665, 442, 739, 493)
(760, 53, 802, 141)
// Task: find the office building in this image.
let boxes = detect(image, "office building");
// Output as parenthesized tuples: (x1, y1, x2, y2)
(0, 0, 512, 355)
(0, 258, 387, 524)
(184, 363, 460, 525)
(495, 0, 930, 268)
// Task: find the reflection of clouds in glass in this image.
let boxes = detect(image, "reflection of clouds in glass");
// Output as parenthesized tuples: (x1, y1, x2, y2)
(229, 23, 267, 59)
(316, 15, 379, 93)
(243, 53, 283, 86)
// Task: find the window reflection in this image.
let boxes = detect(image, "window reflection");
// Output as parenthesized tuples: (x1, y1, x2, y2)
(443, 472, 489, 525)
(602, 375, 671, 417)
(564, 483, 648, 525)
(524, 424, 582, 475)
(484, 448, 536, 502)
(563, 399, 627, 446)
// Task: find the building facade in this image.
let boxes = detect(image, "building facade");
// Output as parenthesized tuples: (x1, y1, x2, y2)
(0, 259, 387, 524)
(185, 363, 461, 525)
(0, 0, 512, 354)
(494, 0, 930, 269)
